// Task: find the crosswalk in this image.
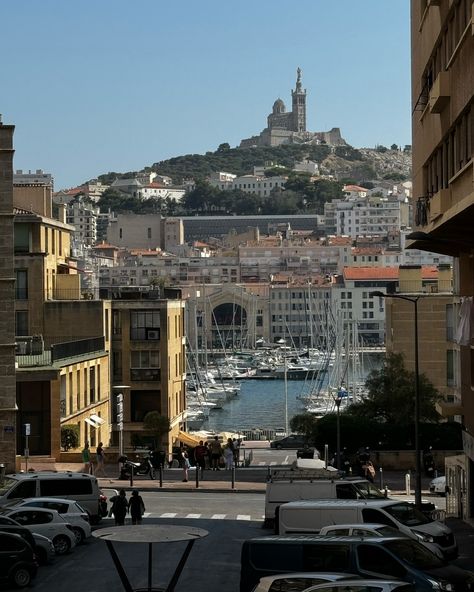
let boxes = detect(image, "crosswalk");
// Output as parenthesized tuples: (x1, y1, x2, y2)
(104, 512, 263, 522)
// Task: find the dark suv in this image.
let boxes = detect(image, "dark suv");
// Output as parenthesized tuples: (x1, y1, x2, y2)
(270, 435, 307, 449)
(0, 531, 37, 588)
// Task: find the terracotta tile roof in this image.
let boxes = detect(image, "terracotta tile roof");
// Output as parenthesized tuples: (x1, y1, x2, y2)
(146, 182, 165, 188)
(352, 247, 384, 255)
(92, 242, 119, 250)
(343, 266, 438, 280)
(327, 236, 352, 246)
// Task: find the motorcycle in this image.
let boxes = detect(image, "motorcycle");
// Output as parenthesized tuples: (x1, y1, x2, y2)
(118, 454, 156, 480)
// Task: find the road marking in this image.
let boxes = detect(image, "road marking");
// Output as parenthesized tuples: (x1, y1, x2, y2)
(143, 512, 151, 518)
(160, 513, 177, 518)
(186, 513, 201, 518)
(269, 462, 277, 466)
(211, 514, 226, 519)
(237, 514, 251, 521)
(284, 455, 289, 464)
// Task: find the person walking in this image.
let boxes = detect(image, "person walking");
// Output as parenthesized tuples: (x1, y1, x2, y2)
(209, 436, 223, 471)
(224, 438, 235, 470)
(194, 440, 207, 476)
(95, 442, 105, 477)
(128, 490, 145, 525)
(82, 442, 93, 475)
(109, 489, 128, 526)
(181, 448, 190, 482)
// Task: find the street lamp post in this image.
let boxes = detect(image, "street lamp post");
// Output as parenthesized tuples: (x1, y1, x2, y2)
(335, 396, 342, 470)
(370, 291, 422, 509)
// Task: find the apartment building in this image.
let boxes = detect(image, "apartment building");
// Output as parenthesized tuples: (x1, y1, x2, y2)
(410, 0, 474, 520)
(110, 297, 186, 452)
(66, 197, 99, 247)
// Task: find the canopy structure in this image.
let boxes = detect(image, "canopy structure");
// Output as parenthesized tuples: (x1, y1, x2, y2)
(177, 430, 201, 447)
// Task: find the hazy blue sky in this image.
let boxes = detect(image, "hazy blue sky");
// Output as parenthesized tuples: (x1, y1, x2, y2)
(1, 1, 411, 189)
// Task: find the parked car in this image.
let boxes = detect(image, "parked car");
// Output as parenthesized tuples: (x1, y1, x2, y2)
(270, 435, 308, 449)
(32, 532, 55, 565)
(0, 471, 102, 523)
(297, 445, 318, 459)
(429, 476, 447, 495)
(1, 507, 77, 555)
(0, 531, 37, 588)
(0, 514, 55, 564)
(303, 579, 416, 592)
(318, 523, 443, 559)
(252, 572, 355, 592)
(10, 497, 92, 544)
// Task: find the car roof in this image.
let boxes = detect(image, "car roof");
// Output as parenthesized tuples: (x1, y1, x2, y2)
(247, 535, 407, 544)
(6, 471, 95, 480)
(19, 497, 76, 505)
(258, 573, 354, 583)
(283, 499, 403, 509)
(305, 580, 413, 591)
(321, 523, 397, 530)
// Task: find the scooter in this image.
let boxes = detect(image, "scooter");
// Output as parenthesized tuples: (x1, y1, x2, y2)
(118, 454, 156, 480)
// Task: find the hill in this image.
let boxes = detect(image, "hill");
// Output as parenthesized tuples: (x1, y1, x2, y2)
(97, 143, 411, 186)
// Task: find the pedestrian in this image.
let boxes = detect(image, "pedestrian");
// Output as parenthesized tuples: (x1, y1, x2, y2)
(224, 438, 235, 470)
(209, 436, 223, 471)
(194, 440, 207, 475)
(181, 448, 190, 482)
(109, 489, 128, 525)
(128, 490, 145, 525)
(82, 442, 93, 475)
(233, 438, 241, 467)
(204, 441, 211, 469)
(95, 442, 105, 476)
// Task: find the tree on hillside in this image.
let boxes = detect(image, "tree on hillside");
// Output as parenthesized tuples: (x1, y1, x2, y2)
(348, 352, 441, 425)
(390, 144, 399, 151)
(217, 142, 231, 152)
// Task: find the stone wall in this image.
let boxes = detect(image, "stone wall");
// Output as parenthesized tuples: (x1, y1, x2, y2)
(0, 122, 17, 472)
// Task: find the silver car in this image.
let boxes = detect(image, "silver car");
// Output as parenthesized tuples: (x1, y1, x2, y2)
(252, 573, 356, 592)
(303, 579, 416, 592)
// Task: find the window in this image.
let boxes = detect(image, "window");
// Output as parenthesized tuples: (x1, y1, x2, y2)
(130, 310, 160, 341)
(130, 390, 160, 421)
(303, 544, 351, 571)
(90, 367, 96, 403)
(15, 270, 28, 299)
(10, 510, 54, 525)
(119, 228, 123, 239)
(147, 227, 152, 239)
(15, 311, 29, 336)
(447, 349, 456, 387)
(267, 577, 332, 592)
(7, 480, 36, 499)
(39, 479, 93, 496)
(130, 350, 160, 381)
(14, 223, 30, 253)
(336, 483, 359, 499)
(357, 544, 406, 578)
(112, 310, 121, 336)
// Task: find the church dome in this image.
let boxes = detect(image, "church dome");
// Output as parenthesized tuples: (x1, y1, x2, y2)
(272, 98, 286, 114)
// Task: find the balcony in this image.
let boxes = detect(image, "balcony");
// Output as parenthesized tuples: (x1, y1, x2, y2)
(429, 189, 452, 222)
(16, 336, 105, 368)
(429, 71, 450, 114)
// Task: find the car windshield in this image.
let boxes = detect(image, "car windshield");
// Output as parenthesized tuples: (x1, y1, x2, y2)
(385, 502, 431, 526)
(0, 477, 16, 496)
(376, 526, 400, 536)
(384, 540, 445, 569)
(354, 481, 385, 499)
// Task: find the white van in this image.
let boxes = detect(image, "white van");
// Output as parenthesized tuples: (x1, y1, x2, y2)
(277, 499, 457, 560)
(0, 472, 101, 523)
(265, 461, 385, 527)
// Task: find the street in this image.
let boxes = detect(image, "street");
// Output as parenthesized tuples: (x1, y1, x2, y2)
(27, 488, 452, 592)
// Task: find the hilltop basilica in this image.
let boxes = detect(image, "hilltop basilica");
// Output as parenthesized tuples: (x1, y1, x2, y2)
(240, 68, 346, 148)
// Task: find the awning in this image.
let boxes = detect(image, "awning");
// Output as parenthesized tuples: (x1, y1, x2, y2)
(177, 430, 201, 447)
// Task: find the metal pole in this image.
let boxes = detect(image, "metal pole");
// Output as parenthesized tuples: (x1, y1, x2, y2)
(414, 298, 422, 510)
(147, 542, 153, 592)
(130, 464, 133, 488)
(119, 428, 123, 459)
(195, 464, 199, 488)
(159, 465, 163, 488)
(336, 400, 341, 470)
(324, 444, 328, 469)
(25, 434, 29, 473)
(231, 465, 235, 490)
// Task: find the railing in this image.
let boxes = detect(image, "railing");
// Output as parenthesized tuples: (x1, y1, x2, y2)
(51, 336, 105, 362)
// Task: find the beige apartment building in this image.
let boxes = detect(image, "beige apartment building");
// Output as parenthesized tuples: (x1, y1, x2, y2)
(111, 298, 186, 453)
(410, 0, 474, 520)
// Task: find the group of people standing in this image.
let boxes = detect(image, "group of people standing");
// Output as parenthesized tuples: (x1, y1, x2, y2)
(81, 441, 105, 476)
(109, 489, 146, 525)
(190, 436, 240, 474)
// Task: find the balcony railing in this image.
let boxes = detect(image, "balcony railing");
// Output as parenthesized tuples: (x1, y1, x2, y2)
(51, 336, 105, 362)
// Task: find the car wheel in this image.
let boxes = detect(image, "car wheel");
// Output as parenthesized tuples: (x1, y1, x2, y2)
(53, 534, 71, 555)
(276, 444, 282, 450)
(10, 565, 31, 588)
(72, 527, 85, 545)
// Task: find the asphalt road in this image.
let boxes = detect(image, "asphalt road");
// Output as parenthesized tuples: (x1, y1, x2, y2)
(29, 492, 267, 592)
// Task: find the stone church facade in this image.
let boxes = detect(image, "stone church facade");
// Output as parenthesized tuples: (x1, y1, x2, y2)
(240, 69, 346, 148)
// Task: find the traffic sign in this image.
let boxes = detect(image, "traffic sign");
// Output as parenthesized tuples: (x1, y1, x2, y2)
(24, 423, 31, 436)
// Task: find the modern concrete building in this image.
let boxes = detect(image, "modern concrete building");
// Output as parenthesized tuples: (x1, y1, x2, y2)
(107, 213, 184, 251)
(0, 120, 17, 472)
(409, 0, 474, 521)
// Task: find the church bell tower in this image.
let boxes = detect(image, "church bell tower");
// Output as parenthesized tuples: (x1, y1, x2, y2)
(291, 67, 307, 132)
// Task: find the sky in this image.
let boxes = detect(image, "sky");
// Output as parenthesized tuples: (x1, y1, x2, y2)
(1, 0, 411, 190)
